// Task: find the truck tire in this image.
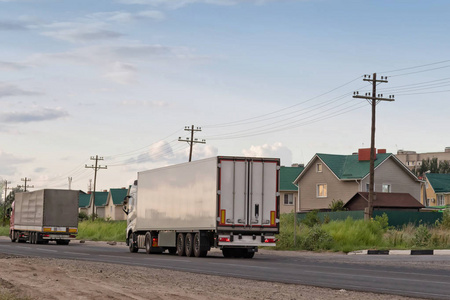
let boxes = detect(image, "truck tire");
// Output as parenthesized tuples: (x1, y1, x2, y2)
(243, 249, 255, 259)
(145, 232, 152, 254)
(222, 248, 233, 258)
(10, 230, 16, 243)
(185, 233, 194, 257)
(193, 233, 207, 257)
(129, 233, 138, 253)
(176, 233, 186, 256)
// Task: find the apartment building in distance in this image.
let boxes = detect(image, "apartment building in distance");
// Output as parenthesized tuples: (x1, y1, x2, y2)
(395, 147, 450, 173)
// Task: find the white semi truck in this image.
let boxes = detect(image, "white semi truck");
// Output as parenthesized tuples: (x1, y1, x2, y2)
(9, 189, 79, 245)
(124, 156, 280, 258)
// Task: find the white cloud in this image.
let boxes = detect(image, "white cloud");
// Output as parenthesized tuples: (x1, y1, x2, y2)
(121, 99, 169, 107)
(28, 43, 203, 84)
(0, 61, 30, 71)
(41, 27, 124, 43)
(242, 142, 292, 165)
(0, 150, 33, 176)
(89, 10, 165, 22)
(116, 0, 272, 8)
(0, 83, 41, 98)
(103, 61, 138, 84)
(0, 107, 69, 123)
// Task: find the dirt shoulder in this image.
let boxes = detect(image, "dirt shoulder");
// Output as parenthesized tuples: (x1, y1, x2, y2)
(0, 253, 425, 300)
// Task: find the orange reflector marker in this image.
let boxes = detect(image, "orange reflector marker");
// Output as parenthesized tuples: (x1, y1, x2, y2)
(220, 209, 226, 224)
(43, 227, 51, 232)
(270, 211, 276, 226)
(69, 228, 77, 233)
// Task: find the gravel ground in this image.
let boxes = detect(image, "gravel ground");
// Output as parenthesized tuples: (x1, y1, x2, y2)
(0, 250, 429, 300)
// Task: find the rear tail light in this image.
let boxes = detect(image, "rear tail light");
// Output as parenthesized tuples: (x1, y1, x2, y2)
(43, 234, 50, 237)
(69, 235, 76, 238)
(219, 237, 230, 242)
(264, 237, 276, 243)
(152, 237, 158, 247)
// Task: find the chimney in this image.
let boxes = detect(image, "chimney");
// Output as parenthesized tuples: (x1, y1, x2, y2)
(377, 149, 386, 154)
(358, 148, 375, 161)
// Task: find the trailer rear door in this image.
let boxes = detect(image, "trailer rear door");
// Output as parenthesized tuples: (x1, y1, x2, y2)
(218, 157, 279, 229)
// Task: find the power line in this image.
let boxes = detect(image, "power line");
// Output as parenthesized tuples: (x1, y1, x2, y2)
(204, 76, 363, 128)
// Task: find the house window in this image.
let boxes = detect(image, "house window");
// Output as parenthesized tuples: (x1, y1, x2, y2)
(284, 193, 293, 205)
(365, 183, 370, 192)
(437, 195, 445, 206)
(382, 184, 391, 193)
(317, 184, 327, 198)
(316, 163, 322, 173)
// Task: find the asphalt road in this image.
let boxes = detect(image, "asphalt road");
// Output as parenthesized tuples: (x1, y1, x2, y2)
(1, 237, 450, 300)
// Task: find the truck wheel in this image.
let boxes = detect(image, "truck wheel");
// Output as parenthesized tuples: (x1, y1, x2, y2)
(30, 232, 35, 244)
(145, 232, 152, 254)
(176, 233, 186, 256)
(10, 230, 16, 243)
(222, 248, 233, 258)
(243, 250, 255, 259)
(193, 233, 207, 257)
(185, 233, 194, 257)
(129, 233, 138, 253)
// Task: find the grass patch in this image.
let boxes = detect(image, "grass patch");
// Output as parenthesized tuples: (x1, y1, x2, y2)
(0, 226, 9, 237)
(275, 212, 450, 253)
(77, 219, 127, 242)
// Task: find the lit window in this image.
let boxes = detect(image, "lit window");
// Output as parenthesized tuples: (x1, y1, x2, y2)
(317, 184, 327, 198)
(382, 184, 391, 193)
(284, 194, 293, 205)
(316, 163, 323, 173)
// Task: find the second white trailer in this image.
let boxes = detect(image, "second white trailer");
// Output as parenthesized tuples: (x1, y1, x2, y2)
(124, 156, 280, 258)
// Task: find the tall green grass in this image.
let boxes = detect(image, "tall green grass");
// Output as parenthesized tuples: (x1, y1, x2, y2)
(275, 212, 450, 252)
(0, 225, 9, 237)
(77, 220, 127, 242)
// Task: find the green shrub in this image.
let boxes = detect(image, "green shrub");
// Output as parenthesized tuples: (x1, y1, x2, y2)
(301, 210, 320, 227)
(413, 224, 431, 248)
(78, 212, 89, 221)
(301, 225, 333, 251)
(329, 199, 346, 212)
(440, 209, 450, 229)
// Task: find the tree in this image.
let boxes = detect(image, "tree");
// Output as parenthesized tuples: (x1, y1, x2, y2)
(438, 160, 450, 174)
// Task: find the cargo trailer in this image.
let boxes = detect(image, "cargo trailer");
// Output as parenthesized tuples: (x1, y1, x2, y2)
(124, 156, 280, 258)
(9, 189, 79, 245)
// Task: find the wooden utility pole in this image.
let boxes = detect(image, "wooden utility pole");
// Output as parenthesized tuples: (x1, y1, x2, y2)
(19, 177, 34, 192)
(2, 180, 11, 226)
(178, 125, 206, 162)
(85, 155, 107, 221)
(353, 73, 394, 220)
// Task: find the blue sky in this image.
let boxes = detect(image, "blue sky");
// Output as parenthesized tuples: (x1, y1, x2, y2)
(1, 0, 449, 193)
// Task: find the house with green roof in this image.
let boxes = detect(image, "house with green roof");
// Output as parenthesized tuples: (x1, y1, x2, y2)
(424, 173, 450, 207)
(280, 164, 304, 214)
(78, 192, 91, 215)
(293, 148, 422, 211)
(105, 187, 129, 220)
(78, 191, 109, 218)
